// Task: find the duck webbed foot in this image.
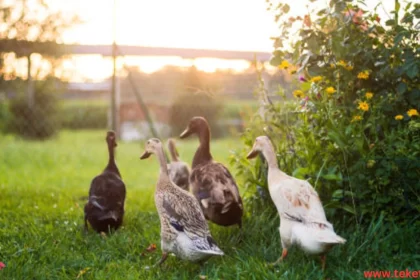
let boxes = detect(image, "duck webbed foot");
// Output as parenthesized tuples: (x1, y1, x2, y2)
(83, 217, 88, 234)
(154, 252, 169, 267)
(269, 248, 288, 267)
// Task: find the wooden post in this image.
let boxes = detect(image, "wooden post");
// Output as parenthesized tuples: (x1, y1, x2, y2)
(27, 53, 34, 108)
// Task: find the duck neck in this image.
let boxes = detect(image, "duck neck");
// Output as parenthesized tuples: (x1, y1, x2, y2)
(106, 142, 120, 176)
(192, 126, 212, 168)
(168, 141, 179, 162)
(156, 146, 170, 182)
(262, 143, 278, 169)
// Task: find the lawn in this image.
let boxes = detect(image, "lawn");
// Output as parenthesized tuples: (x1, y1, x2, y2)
(0, 130, 418, 279)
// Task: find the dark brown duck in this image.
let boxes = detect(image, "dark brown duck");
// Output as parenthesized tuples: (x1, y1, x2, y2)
(84, 131, 126, 233)
(180, 116, 243, 227)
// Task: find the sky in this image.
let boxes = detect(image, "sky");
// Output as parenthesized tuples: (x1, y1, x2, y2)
(15, 0, 397, 81)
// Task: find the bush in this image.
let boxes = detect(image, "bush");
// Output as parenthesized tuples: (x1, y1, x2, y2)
(169, 92, 224, 138)
(61, 102, 107, 130)
(232, 0, 420, 224)
(0, 97, 10, 133)
(7, 78, 60, 139)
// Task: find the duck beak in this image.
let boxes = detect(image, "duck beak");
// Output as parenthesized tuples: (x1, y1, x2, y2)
(140, 151, 152, 159)
(246, 144, 259, 159)
(179, 127, 192, 139)
(246, 149, 259, 159)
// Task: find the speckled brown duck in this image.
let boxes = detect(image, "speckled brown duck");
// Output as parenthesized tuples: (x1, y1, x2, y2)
(84, 131, 126, 233)
(140, 138, 223, 265)
(167, 138, 190, 191)
(180, 116, 243, 228)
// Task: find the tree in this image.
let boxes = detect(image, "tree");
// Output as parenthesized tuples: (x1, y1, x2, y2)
(0, 0, 80, 138)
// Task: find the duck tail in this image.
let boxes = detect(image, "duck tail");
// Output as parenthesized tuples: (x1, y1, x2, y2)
(202, 246, 224, 256)
(318, 230, 347, 244)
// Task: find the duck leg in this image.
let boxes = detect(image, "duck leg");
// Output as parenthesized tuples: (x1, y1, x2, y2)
(83, 216, 88, 233)
(270, 248, 288, 266)
(320, 254, 326, 271)
(155, 252, 168, 267)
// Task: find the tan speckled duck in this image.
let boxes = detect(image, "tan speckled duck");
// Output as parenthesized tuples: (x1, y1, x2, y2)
(247, 136, 346, 270)
(180, 116, 243, 228)
(140, 138, 224, 265)
(167, 138, 190, 191)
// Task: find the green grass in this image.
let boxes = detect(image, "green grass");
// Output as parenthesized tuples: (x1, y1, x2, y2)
(0, 130, 419, 279)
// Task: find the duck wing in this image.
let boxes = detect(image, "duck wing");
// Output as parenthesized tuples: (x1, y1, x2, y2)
(162, 189, 209, 238)
(88, 173, 126, 212)
(190, 162, 242, 212)
(272, 176, 326, 224)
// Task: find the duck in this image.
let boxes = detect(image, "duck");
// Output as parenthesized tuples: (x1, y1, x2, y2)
(84, 131, 126, 233)
(179, 116, 243, 228)
(140, 138, 224, 265)
(167, 138, 190, 191)
(246, 136, 346, 270)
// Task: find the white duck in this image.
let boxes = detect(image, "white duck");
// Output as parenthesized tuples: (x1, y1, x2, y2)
(140, 138, 224, 265)
(246, 136, 346, 270)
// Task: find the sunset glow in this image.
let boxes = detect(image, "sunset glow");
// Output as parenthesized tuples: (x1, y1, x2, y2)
(9, 0, 396, 81)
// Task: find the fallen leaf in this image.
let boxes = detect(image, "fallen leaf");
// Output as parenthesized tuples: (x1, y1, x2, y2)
(146, 244, 157, 252)
(141, 244, 157, 256)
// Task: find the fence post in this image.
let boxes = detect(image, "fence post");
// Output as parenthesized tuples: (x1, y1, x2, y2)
(27, 53, 34, 108)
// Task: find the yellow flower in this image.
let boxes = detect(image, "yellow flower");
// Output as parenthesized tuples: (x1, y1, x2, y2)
(330, 63, 336, 68)
(311, 76, 323, 83)
(365, 92, 373, 99)
(351, 115, 362, 122)
(407, 109, 419, 117)
(358, 101, 369, 111)
(357, 70, 370, 80)
(279, 60, 290, 70)
(337, 60, 347, 67)
(326, 87, 336, 95)
(394, 115, 404, 120)
(293, 90, 305, 98)
(337, 60, 353, 70)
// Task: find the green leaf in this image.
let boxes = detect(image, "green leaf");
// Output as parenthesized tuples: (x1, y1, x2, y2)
(407, 64, 419, 79)
(397, 82, 407, 94)
(408, 89, 420, 104)
(292, 167, 311, 178)
(322, 173, 342, 181)
(385, 19, 395, 26)
(328, 131, 346, 149)
(269, 50, 284, 67)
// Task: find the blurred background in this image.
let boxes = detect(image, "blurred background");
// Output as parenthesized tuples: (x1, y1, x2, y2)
(0, 0, 393, 141)
(0, 0, 286, 140)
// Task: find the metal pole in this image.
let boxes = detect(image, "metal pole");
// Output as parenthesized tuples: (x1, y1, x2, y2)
(111, 0, 118, 134)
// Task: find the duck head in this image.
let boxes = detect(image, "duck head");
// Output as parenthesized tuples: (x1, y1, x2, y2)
(140, 138, 162, 159)
(106, 131, 117, 147)
(179, 116, 208, 139)
(246, 136, 271, 159)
